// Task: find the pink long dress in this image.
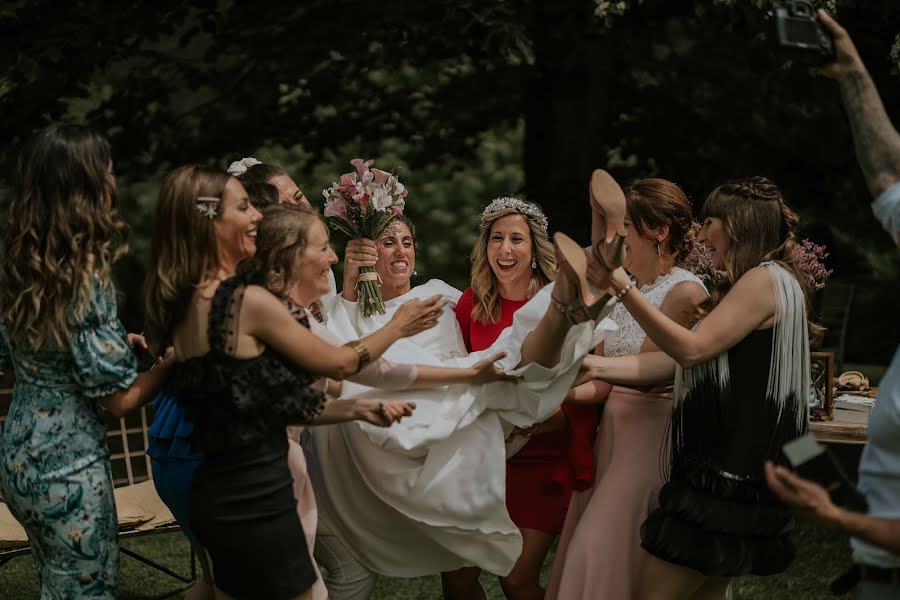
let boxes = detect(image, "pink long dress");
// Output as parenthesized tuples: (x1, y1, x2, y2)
(546, 267, 704, 600)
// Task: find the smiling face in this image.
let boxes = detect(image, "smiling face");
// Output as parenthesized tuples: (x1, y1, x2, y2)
(698, 216, 731, 270)
(486, 213, 534, 298)
(292, 219, 338, 303)
(375, 220, 415, 298)
(213, 177, 262, 268)
(269, 174, 310, 206)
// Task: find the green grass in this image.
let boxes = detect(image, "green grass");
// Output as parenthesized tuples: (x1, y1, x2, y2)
(0, 521, 852, 599)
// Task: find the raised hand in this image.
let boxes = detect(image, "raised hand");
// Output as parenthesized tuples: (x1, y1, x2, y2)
(467, 352, 518, 384)
(342, 238, 379, 301)
(816, 10, 865, 81)
(390, 294, 446, 337)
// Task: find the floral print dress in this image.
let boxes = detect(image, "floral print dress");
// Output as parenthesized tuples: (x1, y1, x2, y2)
(0, 283, 137, 599)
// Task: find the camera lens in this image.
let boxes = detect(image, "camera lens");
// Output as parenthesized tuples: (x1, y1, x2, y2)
(791, 2, 811, 17)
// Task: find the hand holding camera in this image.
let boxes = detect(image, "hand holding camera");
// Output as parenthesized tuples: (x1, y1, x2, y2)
(773, 1, 834, 63)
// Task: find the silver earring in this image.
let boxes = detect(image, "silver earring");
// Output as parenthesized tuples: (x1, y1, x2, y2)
(412, 270, 418, 276)
(531, 259, 537, 269)
(656, 242, 661, 257)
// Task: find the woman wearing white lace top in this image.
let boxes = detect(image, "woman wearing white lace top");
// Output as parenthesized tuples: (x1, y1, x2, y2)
(547, 179, 707, 600)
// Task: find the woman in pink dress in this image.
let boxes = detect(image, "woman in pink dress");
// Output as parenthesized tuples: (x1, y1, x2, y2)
(546, 178, 707, 600)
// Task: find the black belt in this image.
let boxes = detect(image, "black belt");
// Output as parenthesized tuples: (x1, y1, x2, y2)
(831, 564, 900, 594)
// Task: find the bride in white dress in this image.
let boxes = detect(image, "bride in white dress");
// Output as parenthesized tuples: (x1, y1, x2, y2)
(306, 205, 619, 594)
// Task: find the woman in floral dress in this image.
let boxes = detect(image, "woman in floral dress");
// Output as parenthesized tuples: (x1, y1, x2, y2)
(0, 124, 172, 598)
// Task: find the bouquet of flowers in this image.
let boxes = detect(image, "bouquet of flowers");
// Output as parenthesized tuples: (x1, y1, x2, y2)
(323, 158, 408, 316)
(683, 236, 832, 292)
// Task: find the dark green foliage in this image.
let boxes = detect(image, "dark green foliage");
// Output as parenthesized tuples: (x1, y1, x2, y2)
(2, 0, 897, 360)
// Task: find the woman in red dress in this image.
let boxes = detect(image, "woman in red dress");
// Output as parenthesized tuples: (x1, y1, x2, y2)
(443, 197, 599, 600)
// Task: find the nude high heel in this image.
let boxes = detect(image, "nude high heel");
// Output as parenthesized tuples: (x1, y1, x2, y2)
(552, 232, 615, 323)
(589, 169, 628, 269)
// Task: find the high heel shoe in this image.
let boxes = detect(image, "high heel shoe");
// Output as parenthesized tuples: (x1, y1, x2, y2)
(589, 169, 628, 269)
(552, 232, 615, 323)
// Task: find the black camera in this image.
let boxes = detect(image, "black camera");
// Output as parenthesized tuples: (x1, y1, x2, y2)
(774, 1, 835, 61)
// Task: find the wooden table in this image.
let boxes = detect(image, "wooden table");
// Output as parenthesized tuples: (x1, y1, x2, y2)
(810, 387, 877, 445)
(810, 418, 868, 444)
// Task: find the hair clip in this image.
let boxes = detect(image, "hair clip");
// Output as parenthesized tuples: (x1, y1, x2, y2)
(196, 196, 220, 219)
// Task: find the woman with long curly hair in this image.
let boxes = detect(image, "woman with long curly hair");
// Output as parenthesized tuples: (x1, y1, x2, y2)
(0, 124, 172, 598)
(565, 174, 819, 600)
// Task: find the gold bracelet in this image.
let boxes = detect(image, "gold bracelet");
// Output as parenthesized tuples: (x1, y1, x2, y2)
(344, 340, 372, 373)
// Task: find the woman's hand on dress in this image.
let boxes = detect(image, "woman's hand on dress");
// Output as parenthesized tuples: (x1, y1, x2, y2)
(356, 398, 416, 427)
(764, 461, 843, 527)
(467, 352, 518, 384)
(390, 295, 445, 338)
(342, 238, 378, 301)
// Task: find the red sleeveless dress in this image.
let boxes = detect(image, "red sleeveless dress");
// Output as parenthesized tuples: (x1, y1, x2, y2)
(455, 287, 597, 533)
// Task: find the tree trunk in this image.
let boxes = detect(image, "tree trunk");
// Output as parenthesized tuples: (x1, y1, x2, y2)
(524, 0, 617, 245)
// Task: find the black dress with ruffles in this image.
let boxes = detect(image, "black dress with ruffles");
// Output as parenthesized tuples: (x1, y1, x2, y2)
(641, 328, 804, 577)
(166, 274, 326, 600)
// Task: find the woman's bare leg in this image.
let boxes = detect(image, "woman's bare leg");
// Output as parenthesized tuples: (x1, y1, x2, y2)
(184, 545, 215, 600)
(634, 554, 707, 600)
(690, 577, 731, 600)
(441, 566, 486, 600)
(498, 528, 555, 600)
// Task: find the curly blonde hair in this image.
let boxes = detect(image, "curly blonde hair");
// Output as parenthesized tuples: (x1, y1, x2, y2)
(470, 199, 556, 324)
(0, 125, 128, 350)
(143, 165, 231, 348)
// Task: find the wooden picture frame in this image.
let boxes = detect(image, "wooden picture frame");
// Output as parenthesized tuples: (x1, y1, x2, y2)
(810, 351, 835, 418)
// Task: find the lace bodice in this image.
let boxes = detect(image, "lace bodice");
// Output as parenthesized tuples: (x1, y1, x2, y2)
(604, 267, 706, 357)
(167, 273, 326, 454)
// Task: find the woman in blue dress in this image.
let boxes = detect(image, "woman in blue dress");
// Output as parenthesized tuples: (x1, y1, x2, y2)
(0, 124, 172, 599)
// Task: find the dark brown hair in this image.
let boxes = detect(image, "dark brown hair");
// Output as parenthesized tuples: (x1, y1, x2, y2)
(701, 176, 823, 343)
(0, 124, 128, 349)
(143, 165, 231, 346)
(626, 178, 696, 264)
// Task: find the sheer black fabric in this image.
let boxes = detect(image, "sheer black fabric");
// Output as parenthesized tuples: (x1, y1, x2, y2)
(166, 273, 326, 455)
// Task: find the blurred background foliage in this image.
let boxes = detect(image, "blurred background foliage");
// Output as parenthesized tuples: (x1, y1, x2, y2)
(1, 0, 898, 365)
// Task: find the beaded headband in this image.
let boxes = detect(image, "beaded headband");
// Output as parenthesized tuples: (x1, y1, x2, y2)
(482, 196, 548, 232)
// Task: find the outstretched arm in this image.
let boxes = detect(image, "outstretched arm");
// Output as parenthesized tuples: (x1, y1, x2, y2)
(243, 285, 444, 380)
(605, 266, 775, 368)
(818, 10, 900, 200)
(581, 351, 676, 386)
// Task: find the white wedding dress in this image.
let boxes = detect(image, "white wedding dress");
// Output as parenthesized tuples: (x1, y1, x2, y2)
(306, 279, 615, 577)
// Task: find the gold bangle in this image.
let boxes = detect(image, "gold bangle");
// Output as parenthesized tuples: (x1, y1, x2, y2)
(344, 340, 372, 374)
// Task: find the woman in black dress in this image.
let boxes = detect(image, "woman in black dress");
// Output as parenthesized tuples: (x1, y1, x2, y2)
(143, 166, 441, 600)
(558, 175, 820, 600)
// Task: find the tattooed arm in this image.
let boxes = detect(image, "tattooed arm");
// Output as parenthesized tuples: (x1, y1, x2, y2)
(818, 10, 900, 199)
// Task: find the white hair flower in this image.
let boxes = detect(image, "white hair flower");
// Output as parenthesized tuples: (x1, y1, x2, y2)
(226, 157, 263, 177)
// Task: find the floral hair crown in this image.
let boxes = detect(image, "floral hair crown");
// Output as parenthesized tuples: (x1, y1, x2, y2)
(227, 157, 262, 177)
(482, 196, 548, 232)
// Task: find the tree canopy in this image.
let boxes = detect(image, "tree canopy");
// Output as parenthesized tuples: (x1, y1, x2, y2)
(3, 0, 899, 361)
